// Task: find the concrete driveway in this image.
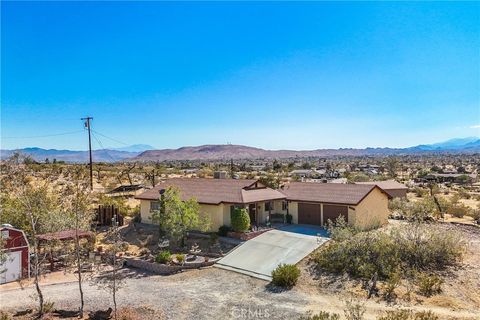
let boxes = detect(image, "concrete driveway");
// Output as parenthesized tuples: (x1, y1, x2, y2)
(215, 225, 329, 281)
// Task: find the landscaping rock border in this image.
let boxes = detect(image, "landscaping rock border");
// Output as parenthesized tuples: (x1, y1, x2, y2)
(125, 257, 218, 275)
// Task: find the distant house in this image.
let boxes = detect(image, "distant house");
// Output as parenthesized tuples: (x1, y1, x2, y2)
(356, 180, 408, 198)
(107, 184, 145, 197)
(424, 173, 477, 184)
(135, 178, 391, 231)
(290, 169, 321, 178)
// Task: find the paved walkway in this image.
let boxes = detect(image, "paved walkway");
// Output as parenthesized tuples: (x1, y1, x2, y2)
(215, 226, 329, 281)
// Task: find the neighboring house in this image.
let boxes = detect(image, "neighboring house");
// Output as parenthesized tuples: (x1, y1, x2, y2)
(423, 173, 477, 184)
(280, 182, 391, 229)
(356, 180, 408, 198)
(107, 184, 146, 197)
(1, 225, 29, 284)
(136, 178, 391, 231)
(290, 169, 321, 178)
(135, 178, 286, 231)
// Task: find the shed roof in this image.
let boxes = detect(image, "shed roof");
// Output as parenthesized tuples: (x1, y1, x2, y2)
(135, 178, 286, 204)
(280, 182, 389, 205)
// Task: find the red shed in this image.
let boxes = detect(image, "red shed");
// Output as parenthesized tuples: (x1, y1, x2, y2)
(1, 225, 30, 284)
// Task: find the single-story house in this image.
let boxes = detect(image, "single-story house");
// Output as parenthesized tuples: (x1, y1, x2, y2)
(356, 180, 408, 198)
(135, 178, 391, 231)
(136, 179, 286, 231)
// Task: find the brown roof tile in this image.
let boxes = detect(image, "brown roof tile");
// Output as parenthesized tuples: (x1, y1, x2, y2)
(356, 180, 407, 190)
(280, 182, 385, 205)
(135, 178, 286, 204)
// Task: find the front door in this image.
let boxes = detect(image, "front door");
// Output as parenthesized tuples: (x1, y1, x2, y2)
(248, 204, 257, 225)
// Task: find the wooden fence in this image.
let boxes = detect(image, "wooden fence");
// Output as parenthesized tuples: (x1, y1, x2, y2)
(96, 205, 124, 227)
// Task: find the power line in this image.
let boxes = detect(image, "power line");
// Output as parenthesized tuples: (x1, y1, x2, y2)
(91, 130, 130, 146)
(91, 131, 118, 163)
(1, 130, 84, 139)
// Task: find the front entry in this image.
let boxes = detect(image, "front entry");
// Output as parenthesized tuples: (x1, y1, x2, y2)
(298, 203, 321, 225)
(248, 203, 257, 225)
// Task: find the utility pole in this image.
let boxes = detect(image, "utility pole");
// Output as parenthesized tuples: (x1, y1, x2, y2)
(81, 117, 94, 190)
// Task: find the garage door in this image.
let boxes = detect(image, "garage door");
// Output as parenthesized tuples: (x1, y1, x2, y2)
(323, 205, 348, 224)
(0, 251, 21, 284)
(298, 203, 321, 225)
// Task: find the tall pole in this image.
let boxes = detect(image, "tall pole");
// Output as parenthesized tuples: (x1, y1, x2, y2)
(81, 117, 94, 190)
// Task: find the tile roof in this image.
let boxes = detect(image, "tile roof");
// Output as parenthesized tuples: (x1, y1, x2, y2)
(356, 180, 408, 190)
(135, 178, 286, 204)
(280, 182, 383, 205)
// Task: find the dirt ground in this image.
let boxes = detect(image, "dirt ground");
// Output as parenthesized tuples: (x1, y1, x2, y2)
(1, 224, 479, 320)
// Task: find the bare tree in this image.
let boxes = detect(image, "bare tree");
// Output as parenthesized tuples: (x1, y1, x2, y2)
(63, 167, 94, 318)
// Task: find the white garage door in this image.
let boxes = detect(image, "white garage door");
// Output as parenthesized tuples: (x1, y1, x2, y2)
(0, 251, 22, 284)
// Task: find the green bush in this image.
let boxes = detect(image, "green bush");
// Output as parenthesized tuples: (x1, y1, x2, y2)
(155, 250, 171, 264)
(175, 254, 185, 265)
(231, 208, 250, 232)
(217, 225, 231, 237)
(271, 263, 300, 288)
(447, 204, 469, 218)
(299, 311, 340, 320)
(286, 213, 293, 224)
(415, 273, 443, 297)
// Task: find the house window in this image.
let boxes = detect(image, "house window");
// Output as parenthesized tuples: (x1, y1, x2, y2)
(1, 230, 9, 239)
(150, 201, 161, 211)
(282, 201, 288, 211)
(265, 202, 272, 212)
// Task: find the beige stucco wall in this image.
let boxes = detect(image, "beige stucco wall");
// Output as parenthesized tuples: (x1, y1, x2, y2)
(352, 188, 390, 229)
(139, 200, 225, 232)
(288, 201, 299, 224)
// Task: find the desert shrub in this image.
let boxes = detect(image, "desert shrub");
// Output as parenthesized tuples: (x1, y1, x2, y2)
(390, 224, 465, 270)
(314, 231, 400, 279)
(447, 203, 469, 218)
(413, 187, 428, 198)
(377, 309, 438, 320)
(231, 208, 250, 232)
(299, 311, 340, 320)
(155, 250, 171, 264)
(468, 209, 480, 220)
(271, 264, 300, 288)
(383, 268, 401, 301)
(315, 224, 464, 282)
(217, 225, 231, 237)
(175, 254, 185, 265)
(457, 188, 471, 199)
(343, 299, 365, 320)
(415, 273, 443, 297)
(412, 311, 438, 320)
(0, 311, 11, 320)
(388, 198, 437, 222)
(326, 216, 357, 241)
(43, 301, 55, 313)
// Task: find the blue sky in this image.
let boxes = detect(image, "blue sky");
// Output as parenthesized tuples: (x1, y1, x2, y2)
(1, 2, 479, 150)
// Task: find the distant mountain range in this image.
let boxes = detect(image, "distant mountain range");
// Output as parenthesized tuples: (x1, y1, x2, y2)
(0, 144, 155, 163)
(1, 138, 478, 163)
